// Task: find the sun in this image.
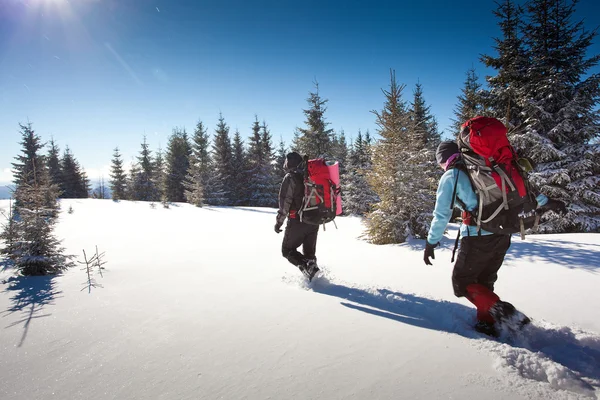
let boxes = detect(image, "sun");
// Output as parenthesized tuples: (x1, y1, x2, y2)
(24, 0, 80, 21)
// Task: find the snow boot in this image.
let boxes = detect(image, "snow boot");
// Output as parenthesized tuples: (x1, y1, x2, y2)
(489, 300, 531, 334)
(305, 259, 320, 281)
(474, 320, 498, 338)
(298, 263, 312, 279)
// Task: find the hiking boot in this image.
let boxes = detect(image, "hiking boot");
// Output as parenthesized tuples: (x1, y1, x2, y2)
(298, 263, 311, 279)
(474, 321, 498, 337)
(490, 300, 531, 331)
(305, 259, 320, 281)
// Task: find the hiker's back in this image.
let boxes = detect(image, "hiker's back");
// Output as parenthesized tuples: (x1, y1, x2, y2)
(298, 157, 342, 226)
(457, 116, 538, 236)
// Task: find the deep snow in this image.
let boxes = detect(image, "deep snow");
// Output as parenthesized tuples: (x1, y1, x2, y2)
(0, 199, 598, 400)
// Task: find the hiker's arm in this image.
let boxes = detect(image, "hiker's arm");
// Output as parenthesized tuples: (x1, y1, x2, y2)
(427, 170, 456, 245)
(276, 174, 295, 225)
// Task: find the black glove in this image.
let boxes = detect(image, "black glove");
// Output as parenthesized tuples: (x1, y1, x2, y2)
(537, 198, 567, 216)
(274, 222, 283, 234)
(424, 242, 438, 265)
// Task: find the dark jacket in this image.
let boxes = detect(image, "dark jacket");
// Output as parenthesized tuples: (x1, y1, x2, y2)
(276, 171, 304, 225)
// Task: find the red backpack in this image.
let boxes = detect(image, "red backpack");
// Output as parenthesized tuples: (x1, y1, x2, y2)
(298, 156, 342, 228)
(456, 116, 538, 238)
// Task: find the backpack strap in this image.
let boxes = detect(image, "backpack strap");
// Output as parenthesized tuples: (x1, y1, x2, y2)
(451, 229, 461, 263)
(448, 163, 465, 262)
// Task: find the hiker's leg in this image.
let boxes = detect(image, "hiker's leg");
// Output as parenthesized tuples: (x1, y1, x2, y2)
(478, 234, 511, 292)
(453, 236, 501, 323)
(281, 219, 306, 267)
(302, 223, 320, 262)
(465, 284, 500, 323)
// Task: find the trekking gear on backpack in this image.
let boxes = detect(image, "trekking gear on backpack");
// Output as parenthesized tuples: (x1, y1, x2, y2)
(298, 155, 342, 228)
(455, 116, 539, 239)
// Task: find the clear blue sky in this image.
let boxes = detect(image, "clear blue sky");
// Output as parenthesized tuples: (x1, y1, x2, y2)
(1, 0, 599, 185)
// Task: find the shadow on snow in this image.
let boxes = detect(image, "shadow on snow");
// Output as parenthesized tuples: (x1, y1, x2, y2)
(2, 275, 62, 347)
(309, 278, 600, 391)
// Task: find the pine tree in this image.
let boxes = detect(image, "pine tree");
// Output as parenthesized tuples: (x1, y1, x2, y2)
(480, 0, 529, 128)
(47, 138, 62, 190)
(126, 160, 140, 200)
(11, 123, 46, 188)
(153, 146, 166, 201)
(163, 128, 191, 203)
(246, 117, 279, 207)
(131, 136, 158, 201)
(406, 82, 442, 238)
(275, 137, 288, 180)
(294, 81, 334, 158)
(344, 130, 379, 215)
(207, 114, 233, 205)
(109, 147, 127, 200)
(261, 121, 279, 206)
(332, 130, 349, 175)
(230, 129, 248, 205)
(451, 67, 486, 135)
(365, 70, 416, 244)
(184, 121, 211, 207)
(60, 147, 89, 198)
(2, 124, 69, 276)
(409, 82, 440, 148)
(512, 0, 600, 232)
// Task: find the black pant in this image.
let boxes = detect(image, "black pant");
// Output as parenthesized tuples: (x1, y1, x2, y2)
(281, 218, 319, 267)
(452, 234, 511, 297)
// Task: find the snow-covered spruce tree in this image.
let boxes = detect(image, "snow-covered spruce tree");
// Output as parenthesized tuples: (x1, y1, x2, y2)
(331, 129, 349, 175)
(365, 70, 414, 244)
(125, 160, 140, 200)
(163, 128, 191, 203)
(47, 138, 62, 191)
(230, 129, 248, 206)
(246, 117, 276, 207)
(3, 126, 70, 275)
(274, 137, 288, 180)
(514, 0, 600, 232)
(109, 147, 127, 200)
(205, 114, 232, 205)
(153, 146, 166, 202)
(260, 121, 280, 206)
(290, 130, 302, 153)
(11, 123, 56, 212)
(294, 81, 334, 158)
(480, 0, 529, 128)
(10, 172, 71, 275)
(60, 147, 90, 198)
(405, 82, 442, 238)
(130, 136, 159, 201)
(184, 121, 210, 207)
(343, 130, 379, 216)
(451, 67, 486, 135)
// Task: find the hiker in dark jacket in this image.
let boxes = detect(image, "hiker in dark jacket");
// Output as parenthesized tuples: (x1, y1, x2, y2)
(275, 152, 319, 279)
(424, 140, 567, 336)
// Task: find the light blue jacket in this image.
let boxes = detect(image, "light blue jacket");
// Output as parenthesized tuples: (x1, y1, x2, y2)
(427, 168, 548, 245)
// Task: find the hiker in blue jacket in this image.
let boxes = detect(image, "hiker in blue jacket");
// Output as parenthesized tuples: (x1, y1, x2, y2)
(424, 140, 566, 336)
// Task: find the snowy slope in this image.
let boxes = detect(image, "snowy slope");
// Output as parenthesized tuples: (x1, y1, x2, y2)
(0, 199, 598, 400)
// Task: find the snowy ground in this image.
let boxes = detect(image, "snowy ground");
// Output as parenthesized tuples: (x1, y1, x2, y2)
(0, 199, 599, 400)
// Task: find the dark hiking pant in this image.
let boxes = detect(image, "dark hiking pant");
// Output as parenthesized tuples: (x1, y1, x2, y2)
(452, 234, 511, 298)
(281, 218, 319, 267)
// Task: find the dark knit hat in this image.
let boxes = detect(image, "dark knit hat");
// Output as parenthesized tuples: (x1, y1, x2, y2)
(436, 140, 459, 165)
(283, 151, 303, 171)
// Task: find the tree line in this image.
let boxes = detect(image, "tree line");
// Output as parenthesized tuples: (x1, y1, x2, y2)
(1, 0, 598, 276)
